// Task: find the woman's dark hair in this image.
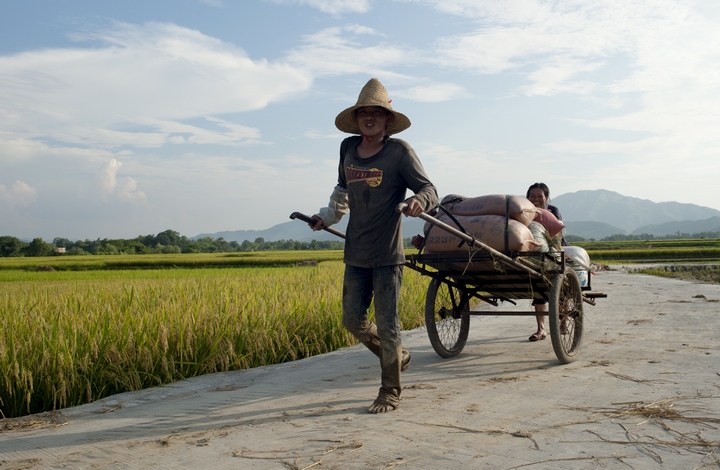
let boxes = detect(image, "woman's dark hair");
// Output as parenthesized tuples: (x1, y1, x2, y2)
(526, 182, 550, 199)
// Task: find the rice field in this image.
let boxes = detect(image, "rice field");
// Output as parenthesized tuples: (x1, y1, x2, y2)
(3, 239, 717, 419)
(0, 251, 345, 272)
(0, 255, 429, 418)
(576, 238, 720, 264)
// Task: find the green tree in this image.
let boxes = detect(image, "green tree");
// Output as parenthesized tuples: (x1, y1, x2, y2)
(254, 237, 267, 250)
(240, 240, 256, 251)
(67, 246, 87, 255)
(0, 236, 27, 257)
(100, 243, 119, 255)
(53, 237, 73, 248)
(156, 229, 181, 247)
(24, 238, 53, 257)
(213, 237, 232, 252)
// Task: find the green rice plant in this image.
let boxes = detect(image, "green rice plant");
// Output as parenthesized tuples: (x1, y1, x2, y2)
(0, 261, 430, 418)
(578, 238, 720, 251)
(0, 251, 345, 272)
(587, 246, 720, 263)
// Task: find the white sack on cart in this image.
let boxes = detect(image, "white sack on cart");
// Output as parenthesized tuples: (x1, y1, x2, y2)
(564, 245, 591, 288)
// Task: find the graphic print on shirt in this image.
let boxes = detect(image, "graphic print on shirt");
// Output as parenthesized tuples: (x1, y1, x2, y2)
(346, 165, 383, 187)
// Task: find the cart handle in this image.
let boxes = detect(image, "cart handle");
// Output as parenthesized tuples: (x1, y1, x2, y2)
(289, 212, 346, 239)
(395, 202, 543, 280)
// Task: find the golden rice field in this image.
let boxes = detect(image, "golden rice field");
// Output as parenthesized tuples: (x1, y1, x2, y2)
(578, 238, 720, 264)
(3, 241, 717, 419)
(0, 253, 430, 418)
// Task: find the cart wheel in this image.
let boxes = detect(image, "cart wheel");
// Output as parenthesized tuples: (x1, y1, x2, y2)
(548, 266, 584, 364)
(425, 277, 470, 358)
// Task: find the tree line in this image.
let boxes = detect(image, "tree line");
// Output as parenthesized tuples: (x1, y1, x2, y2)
(5, 228, 718, 258)
(0, 230, 345, 257)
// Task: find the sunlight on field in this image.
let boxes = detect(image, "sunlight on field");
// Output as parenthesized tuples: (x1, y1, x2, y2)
(578, 239, 720, 264)
(0, 251, 345, 272)
(0, 257, 428, 418)
(4, 240, 716, 418)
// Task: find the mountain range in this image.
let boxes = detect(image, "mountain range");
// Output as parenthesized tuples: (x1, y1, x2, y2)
(553, 190, 720, 239)
(194, 190, 720, 242)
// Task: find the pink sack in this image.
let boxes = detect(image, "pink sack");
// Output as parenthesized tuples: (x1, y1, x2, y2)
(533, 208, 564, 237)
(447, 194, 538, 226)
(424, 214, 541, 253)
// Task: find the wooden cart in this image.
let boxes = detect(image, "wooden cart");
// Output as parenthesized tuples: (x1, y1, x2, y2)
(290, 204, 606, 364)
(400, 202, 606, 363)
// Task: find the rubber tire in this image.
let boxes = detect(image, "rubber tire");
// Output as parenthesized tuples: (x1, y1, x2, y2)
(425, 277, 470, 358)
(549, 266, 584, 364)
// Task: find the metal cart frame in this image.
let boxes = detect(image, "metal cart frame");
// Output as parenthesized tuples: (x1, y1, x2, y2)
(290, 204, 606, 364)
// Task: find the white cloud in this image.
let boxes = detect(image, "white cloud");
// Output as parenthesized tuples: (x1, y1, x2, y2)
(417, 144, 517, 198)
(0, 133, 118, 165)
(432, 2, 635, 77)
(100, 159, 121, 194)
(270, 0, 372, 15)
(135, 117, 263, 146)
(303, 130, 341, 139)
(0, 180, 37, 206)
(4, 0, 720, 239)
(520, 59, 603, 96)
(0, 22, 311, 151)
(116, 176, 146, 202)
(418, 0, 720, 186)
(99, 158, 146, 203)
(395, 82, 468, 102)
(285, 25, 420, 77)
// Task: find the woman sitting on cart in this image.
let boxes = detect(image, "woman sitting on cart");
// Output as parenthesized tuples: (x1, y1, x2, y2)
(527, 182, 569, 341)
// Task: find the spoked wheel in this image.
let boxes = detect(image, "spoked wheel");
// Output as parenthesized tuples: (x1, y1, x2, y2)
(549, 266, 584, 363)
(425, 277, 470, 358)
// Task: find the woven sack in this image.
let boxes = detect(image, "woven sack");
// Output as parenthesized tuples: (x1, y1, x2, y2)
(446, 194, 538, 226)
(424, 214, 540, 253)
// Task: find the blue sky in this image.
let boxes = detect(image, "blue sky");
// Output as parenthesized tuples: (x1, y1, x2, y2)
(2, 0, 719, 241)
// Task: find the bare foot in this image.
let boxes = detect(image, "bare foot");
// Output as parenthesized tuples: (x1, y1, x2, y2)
(368, 401, 397, 413)
(368, 392, 399, 413)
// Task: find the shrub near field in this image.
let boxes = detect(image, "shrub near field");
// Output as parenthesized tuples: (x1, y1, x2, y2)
(0, 258, 429, 418)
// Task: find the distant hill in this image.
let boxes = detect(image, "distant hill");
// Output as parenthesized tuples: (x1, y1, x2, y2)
(562, 221, 626, 240)
(195, 190, 720, 243)
(553, 190, 720, 239)
(631, 216, 720, 236)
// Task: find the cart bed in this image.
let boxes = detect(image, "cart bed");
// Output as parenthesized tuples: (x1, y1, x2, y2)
(406, 250, 565, 303)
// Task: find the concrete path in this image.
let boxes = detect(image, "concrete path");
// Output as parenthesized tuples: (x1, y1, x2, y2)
(1, 268, 719, 469)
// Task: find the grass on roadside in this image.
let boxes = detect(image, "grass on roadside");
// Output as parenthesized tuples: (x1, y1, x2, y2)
(633, 266, 720, 284)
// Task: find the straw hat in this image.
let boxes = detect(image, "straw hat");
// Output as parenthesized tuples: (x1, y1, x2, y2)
(335, 78, 411, 135)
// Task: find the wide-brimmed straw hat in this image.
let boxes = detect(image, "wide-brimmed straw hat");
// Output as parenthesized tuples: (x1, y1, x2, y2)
(335, 78, 411, 135)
